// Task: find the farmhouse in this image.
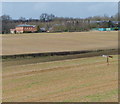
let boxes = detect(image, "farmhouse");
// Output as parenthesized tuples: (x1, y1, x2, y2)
(10, 24, 37, 33)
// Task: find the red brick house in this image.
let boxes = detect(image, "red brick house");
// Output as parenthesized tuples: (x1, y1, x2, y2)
(10, 24, 37, 33)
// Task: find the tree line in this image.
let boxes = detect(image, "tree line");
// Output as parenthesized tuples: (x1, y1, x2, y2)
(0, 13, 119, 34)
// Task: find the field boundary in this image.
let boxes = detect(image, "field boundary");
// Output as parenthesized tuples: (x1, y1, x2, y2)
(2, 48, 118, 60)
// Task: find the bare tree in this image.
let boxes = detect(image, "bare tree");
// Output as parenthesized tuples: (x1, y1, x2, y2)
(19, 17, 26, 21)
(40, 13, 55, 22)
(1, 15, 13, 33)
(1, 14, 12, 21)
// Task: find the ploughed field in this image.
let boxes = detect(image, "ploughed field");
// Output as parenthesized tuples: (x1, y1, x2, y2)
(2, 31, 118, 55)
(3, 55, 118, 102)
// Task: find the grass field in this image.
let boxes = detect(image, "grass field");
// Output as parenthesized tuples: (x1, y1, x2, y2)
(2, 31, 118, 55)
(3, 55, 118, 102)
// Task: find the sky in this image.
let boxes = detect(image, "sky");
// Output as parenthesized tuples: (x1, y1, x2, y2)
(2, 2, 118, 19)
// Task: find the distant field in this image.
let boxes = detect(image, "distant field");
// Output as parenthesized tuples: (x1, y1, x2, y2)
(3, 55, 118, 102)
(2, 31, 118, 55)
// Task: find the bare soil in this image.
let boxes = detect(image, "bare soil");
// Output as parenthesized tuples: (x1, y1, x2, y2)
(2, 31, 118, 55)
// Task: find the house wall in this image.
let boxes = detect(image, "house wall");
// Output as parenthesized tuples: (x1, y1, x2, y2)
(16, 27, 24, 33)
(23, 27, 37, 32)
(15, 26, 37, 33)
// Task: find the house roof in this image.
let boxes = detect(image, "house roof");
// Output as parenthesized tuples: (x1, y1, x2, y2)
(16, 24, 36, 27)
